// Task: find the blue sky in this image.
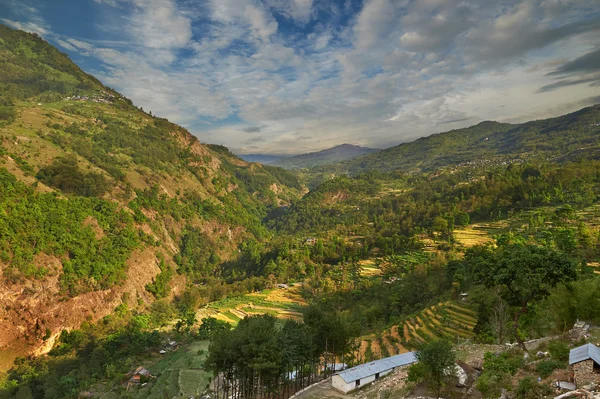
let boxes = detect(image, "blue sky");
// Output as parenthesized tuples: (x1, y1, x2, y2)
(2, 0, 600, 155)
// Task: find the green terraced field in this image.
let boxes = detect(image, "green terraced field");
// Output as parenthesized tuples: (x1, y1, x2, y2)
(129, 341, 211, 399)
(356, 302, 476, 363)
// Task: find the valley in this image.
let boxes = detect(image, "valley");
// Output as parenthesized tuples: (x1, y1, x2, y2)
(1, 23, 600, 399)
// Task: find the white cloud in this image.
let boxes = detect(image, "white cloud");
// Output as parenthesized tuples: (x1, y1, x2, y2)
(4, 0, 600, 154)
(2, 18, 49, 36)
(129, 0, 192, 50)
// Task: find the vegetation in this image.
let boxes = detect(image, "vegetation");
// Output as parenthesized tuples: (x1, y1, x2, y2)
(0, 169, 138, 294)
(314, 105, 600, 175)
(3, 23, 600, 399)
(411, 340, 455, 399)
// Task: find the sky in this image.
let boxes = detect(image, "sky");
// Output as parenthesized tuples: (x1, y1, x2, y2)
(2, 0, 600, 155)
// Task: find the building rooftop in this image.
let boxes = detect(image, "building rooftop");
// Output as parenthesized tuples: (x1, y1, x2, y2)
(569, 343, 600, 365)
(335, 352, 417, 383)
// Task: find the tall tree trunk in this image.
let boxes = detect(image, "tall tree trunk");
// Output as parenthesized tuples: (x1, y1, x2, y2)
(514, 305, 528, 351)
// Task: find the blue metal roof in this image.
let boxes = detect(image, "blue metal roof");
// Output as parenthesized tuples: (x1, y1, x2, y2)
(569, 343, 600, 365)
(335, 352, 417, 383)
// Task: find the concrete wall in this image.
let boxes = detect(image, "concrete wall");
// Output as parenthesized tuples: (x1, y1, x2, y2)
(573, 360, 600, 387)
(332, 375, 353, 393)
(331, 368, 395, 393)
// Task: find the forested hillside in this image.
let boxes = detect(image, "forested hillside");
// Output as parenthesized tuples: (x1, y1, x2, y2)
(0, 25, 302, 364)
(3, 23, 600, 399)
(316, 107, 600, 175)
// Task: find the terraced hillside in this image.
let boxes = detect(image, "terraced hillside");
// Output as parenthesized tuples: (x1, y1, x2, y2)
(355, 302, 476, 363)
(196, 285, 306, 326)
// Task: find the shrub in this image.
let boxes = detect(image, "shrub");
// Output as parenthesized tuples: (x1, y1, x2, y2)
(548, 340, 570, 362)
(536, 360, 565, 379)
(515, 377, 552, 399)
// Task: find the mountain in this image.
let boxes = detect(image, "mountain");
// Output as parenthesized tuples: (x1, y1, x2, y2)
(272, 143, 379, 169)
(319, 107, 600, 175)
(0, 25, 302, 365)
(237, 153, 287, 164)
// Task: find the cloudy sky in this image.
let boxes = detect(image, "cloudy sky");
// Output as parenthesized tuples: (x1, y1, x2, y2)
(2, 0, 599, 155)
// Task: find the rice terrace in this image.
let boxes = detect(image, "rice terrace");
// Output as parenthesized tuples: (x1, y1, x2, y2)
(196, 284, 306, 325)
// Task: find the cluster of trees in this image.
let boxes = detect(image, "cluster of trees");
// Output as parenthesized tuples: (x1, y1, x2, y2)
(0, 25, 104, 100)
(0, 97, 16, 125)
(275, 160, 600, 241)
(36, 155, 109, 197)
(0, 169, 139, 294)
(205, 314, 353, 398)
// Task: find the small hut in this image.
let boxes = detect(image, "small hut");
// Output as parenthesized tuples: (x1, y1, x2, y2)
(569, 343, 600, 387)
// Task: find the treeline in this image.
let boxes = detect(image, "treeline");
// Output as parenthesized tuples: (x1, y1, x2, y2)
(206, 314, 353, 399)
(272, 160, 600, 242)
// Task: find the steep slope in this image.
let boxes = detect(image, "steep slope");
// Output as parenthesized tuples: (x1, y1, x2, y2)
(320, 107, 600, 174)
(273, 143, 379, 169)
(0, 25, 302, 362)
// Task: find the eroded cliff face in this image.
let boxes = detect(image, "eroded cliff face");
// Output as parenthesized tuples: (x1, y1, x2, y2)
(0, 247, 164, 369)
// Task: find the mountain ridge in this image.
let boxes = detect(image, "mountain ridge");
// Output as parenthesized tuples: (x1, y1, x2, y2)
(0, 25, 303, 364)
(314, 106, 600, 175)
(272, 143, 379, 169)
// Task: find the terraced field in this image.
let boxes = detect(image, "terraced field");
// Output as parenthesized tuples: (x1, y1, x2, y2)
(453, 222, 506, 248)
(100, 341, 213, 399)
(355, 302, 476, 363)
(195, 284, 306, 326)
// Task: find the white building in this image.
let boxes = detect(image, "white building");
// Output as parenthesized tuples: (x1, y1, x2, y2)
(331, 352, 417, 394)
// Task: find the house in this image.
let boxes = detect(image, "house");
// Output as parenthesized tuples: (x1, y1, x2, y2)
(304, 237, 317, 246)
(569, 343, 600, 387)
(332, 352, 417, 394)
(126, 366, 153, 390)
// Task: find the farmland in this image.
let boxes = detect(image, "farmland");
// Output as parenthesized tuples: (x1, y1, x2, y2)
(195, 284, 306, 326)
(93, 341, 211, 399)
(354, 302, 476, 363)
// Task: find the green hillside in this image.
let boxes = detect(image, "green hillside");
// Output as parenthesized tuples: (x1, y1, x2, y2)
(317, 108, 600, 175)
(0, 25, 302, 362)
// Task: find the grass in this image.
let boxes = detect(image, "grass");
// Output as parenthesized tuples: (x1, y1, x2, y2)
(131, 341, 211, 398)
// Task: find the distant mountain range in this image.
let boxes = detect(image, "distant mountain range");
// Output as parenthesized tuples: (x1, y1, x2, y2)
(263, 144, 379, 169)
(237, 154, 286, 164)
(318, 106, 600, 175)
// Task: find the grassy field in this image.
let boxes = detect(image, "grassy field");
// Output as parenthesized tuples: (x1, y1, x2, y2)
(130, 341, 211, 398)
(354, 302, 476, 364)
(92, 341, 211, 398)
(196, 284, 306, 326)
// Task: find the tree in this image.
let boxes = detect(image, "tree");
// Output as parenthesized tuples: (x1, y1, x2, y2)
(197, 317, 231, 340)
(467, 244, 577, 350)
(489, 299, 510, 345)
(415, 340, 455, 399)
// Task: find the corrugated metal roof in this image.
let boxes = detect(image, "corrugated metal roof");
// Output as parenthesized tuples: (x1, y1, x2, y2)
(569, 343, 600, 365)
(335, 352, 417, 383)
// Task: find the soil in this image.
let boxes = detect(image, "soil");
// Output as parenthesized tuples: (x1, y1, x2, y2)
(0, 246, 163, 371)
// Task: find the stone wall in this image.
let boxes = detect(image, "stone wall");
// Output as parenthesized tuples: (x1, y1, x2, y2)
(573, 360, 600, 387)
